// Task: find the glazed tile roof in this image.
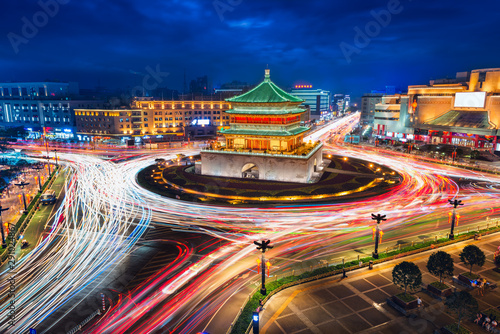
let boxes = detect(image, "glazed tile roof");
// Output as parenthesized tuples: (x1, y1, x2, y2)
(219, 126, 310, 137)
(224, 108, 306, 115)
(227, 70, 304, 104)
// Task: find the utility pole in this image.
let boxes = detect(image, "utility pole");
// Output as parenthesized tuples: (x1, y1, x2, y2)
(448, 199, 463, 240)
(0, 205, 9, 248)
(254, 239, 273, 295)
(371, 213, 387, 259)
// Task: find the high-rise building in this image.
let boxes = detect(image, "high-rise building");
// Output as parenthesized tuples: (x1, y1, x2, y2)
(291, 85, 331, 120)
(189, 76, 209, 95)
(360, 93, 383, 125)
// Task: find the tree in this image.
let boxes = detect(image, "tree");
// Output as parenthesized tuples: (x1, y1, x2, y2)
(459, 245, 485, 274)
(446, 291, 478, 331)
(392, 261, 422, 295)
(426, 251, 454, 283)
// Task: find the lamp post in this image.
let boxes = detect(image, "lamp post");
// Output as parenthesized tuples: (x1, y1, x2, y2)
(448, 199, 463, 240)
(371, 213, 387, 259)
(52, 149, 59, 166)
(254, 239, 273, 295)
(0, 205, 9, 248)
(451, 145, 457, 164)
(14, 181, 30, 214)
(32, 165, 43, 193)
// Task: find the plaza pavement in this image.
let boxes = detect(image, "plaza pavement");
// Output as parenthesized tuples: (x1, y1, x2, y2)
(255, 233, 500, 334)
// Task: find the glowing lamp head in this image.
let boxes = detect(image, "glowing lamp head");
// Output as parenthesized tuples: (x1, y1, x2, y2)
(253, 313, 259, 322)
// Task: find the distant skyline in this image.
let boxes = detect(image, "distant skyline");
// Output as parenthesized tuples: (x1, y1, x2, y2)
(2, 0, 500, 97)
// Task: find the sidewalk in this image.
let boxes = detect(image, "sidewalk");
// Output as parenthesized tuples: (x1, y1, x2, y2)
(257, 233, 500, 334)
(1, 168, 66, 271)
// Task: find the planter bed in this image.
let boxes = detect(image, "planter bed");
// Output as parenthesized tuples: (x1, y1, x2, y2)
(427, 281, 453, 298)
(457, 272, 480, 287)
(392, 293, 418, 309)
(442, 324, 472, 334)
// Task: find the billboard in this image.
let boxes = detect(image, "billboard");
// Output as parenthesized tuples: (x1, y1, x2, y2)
(454, 92, 486, 108)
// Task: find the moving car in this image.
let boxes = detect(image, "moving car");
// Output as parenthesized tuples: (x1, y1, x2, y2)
(40, 190, 56, 205)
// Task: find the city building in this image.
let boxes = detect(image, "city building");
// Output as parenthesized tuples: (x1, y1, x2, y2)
(75, 109, 139, 141)
(410, 68, 500, 150)
(333, 94, 350, 115)
(0, 81, 105, 139)
(189, 75, 210, 95)
(372, 68, 500, 152)
(0, 82, 79, 99)
(373, 94, 413, 140)
(198, 69, 323, 183)
(132, 98, 231, 139)
(291, 85, 331, 121)
(360, 93, 383, 125)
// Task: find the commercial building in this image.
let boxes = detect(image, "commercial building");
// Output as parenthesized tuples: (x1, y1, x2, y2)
(0, 81, 105, 139)
(75, 99, 233, 142)
(198, 70, 323, 183)
(291, 86, 331, 120)
(373, 68, 500, 152)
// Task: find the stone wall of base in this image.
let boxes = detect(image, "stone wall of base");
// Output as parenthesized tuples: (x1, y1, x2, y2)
(200, 149, 323, 183)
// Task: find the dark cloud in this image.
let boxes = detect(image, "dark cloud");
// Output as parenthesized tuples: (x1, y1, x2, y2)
(1, 0, 500, 97)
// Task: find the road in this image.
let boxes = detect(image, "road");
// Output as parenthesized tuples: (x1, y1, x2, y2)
(0, 113, 499, 333)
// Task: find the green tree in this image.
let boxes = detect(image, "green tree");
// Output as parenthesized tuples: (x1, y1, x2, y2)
(446, 291, 478, 331)
(426, 251, 454, 283)
(392, 261, 422, 295)
(459, 245, 486, 274)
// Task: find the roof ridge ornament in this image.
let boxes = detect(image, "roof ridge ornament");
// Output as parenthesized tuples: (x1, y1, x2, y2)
(265, 68, 270, 81)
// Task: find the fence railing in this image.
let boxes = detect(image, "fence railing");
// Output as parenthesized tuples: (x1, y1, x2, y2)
(66, 309, 101, 334)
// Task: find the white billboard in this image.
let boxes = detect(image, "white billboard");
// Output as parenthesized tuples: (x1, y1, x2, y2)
(454, 92, 486, 108)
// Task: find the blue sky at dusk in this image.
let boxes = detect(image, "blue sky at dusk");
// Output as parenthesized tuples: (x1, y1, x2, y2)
(2, 0, 500, 97)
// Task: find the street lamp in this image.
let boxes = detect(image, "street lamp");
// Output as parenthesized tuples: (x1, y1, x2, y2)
(52, 149, 59, 166)
(371, 213, 387, 259)
(14, 181, 30, 214)
(448, 199, 463, 240)
(43, 156, 52, 176)
(254, 239, 273, 295)
(451, 146, 457, 164)
(0, 205, 9, 248)
(32, 165, 43, 193)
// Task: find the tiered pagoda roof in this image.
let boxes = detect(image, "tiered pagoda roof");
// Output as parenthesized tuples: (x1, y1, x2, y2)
(226, 70, 304, 105)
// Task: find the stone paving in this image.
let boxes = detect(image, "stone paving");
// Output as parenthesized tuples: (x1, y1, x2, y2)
(259, 234, 500, 334)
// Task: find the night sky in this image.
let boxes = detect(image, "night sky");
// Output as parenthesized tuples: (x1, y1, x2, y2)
(2, 0, 500, 98)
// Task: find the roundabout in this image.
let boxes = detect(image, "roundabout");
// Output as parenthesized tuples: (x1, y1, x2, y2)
(137, 153, 402, 204)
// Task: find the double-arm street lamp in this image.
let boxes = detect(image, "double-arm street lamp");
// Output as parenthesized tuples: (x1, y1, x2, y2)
(0, 205, 9, 248)
(32, 165, 43, 193)
(14, 181, 30, 214)
(254, 239, 273, 295)
(371, 213, 387, 259)
(448, 199, 463, 240)
(52, 149, 59, 166)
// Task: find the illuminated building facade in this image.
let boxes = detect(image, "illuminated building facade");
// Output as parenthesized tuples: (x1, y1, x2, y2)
(132, 99, 231, 138)
(198, 70, 323, 183)
(374, 68, 500, 152)
(291, 86, 331, 121)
